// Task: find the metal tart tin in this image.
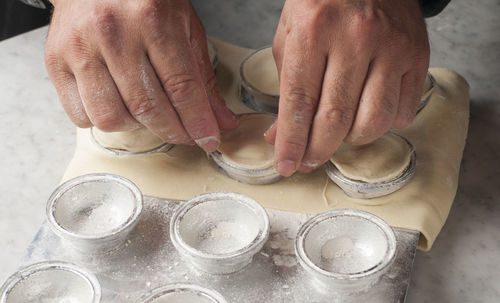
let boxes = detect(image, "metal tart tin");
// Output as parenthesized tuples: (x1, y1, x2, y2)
(170, 192, 270, 274)
(140, 283, 226, 303)
(417, 72, 436, 113)
(326, 134, 417, 199)
(295, 209, 397, 294)
(209, 113, 282, 185)
(90, 128, 173, 156)
(0, 261, 101, 303)
(210, 150, 282, 185)
(239, 46, 279, 114)
(46, 173, 143, 253)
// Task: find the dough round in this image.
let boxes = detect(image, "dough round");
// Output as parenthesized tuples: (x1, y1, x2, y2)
(218, 114, 276, 170)
(330, 133, 412, 183)
(241, 47, 280, 96)
(93, 127, 165, 153)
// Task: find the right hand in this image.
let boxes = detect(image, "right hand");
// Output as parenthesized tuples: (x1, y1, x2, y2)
(45, 0, 238, 152)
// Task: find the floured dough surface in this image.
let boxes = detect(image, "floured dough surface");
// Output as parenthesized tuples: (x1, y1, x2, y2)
(63, 39, 470, 251)
(93, 127, 164, 153)
(242, 47, 280, 96)
(331, 133, 412, 183)
(218, 114, 276, 169)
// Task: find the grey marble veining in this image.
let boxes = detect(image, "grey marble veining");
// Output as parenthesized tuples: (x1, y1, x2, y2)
(0, 0, 499, 302)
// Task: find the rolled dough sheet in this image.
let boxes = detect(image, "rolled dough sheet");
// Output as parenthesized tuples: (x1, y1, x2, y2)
(62, 39, 469, 251)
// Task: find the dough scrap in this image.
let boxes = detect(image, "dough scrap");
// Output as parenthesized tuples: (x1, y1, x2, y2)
(93, 127, 164, 153)
(330, 133, 412, 183)
(242, 47, 280, 96)
(218, 114, 276, 170)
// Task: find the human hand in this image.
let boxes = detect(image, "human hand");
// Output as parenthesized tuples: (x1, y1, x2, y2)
(44, 0, 238, 152)
(265, 0, 429, 176)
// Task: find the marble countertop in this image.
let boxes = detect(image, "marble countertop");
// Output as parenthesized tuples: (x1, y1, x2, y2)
(0, 0, 498, 302)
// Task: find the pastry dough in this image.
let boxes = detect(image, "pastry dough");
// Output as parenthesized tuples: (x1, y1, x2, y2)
(92, 127, 164, 153)
(242, 47, 280, 96)
(330, 133, 412, 183)
(62, 39, 470, 251)
(218, 114, 276, 170)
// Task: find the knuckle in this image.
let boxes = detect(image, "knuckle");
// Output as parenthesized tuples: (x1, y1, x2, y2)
(92, 111, 124, 132)
(286, 87, 317, 117)
(128, 97, 158, 122)
(163, 74, 199, 107)
(322, 107, 354, 131)
(349, 11, 380, 41)
(91, 6, 121, 48)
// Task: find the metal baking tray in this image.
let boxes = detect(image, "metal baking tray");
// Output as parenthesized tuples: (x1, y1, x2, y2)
(20, 196, 419, 302)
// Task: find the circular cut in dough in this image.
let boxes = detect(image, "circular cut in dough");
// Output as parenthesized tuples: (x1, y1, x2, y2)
(218, 114, 276, 170)
(93, 127, 165, 153)
(241, 47, 280, 96)
(330, 133, 412, 183)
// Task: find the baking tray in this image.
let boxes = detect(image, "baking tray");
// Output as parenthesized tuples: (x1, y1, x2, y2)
(20, 196, 419, 302)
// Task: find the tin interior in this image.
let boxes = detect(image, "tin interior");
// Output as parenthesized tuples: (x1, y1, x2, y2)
(177, 198, 263, 256)
(297, 210, 396, 279)
(48, 174, 142, 240)
(0, 262, 99, 303)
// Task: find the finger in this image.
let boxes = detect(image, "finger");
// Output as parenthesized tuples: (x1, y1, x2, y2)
(145, 17, 221, 152)
(52, 71, 92, 128)
(104, 51, 192, 144)
(190, 17, 238, 131)
(299, 53, 370, 173)
(274, 38, 326, 177)
(90, 15, 192, 145)
(344, 59, 403, 145)
(393, 69, 426, 129)
(70, 60, 139, 132)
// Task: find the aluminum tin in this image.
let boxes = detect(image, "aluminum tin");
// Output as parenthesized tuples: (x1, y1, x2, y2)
(90, 128, 173, 156)
(239, 46, 279, 114)
(326, 133, 417, 199)
(295, 209, 397, 294)
(22, 196, 419, 302)
(0, 261, 101, 303)
(209, 150, 282, 185)
(46, 173, 143, 253)
(209, 113, 282, 185)
(417, 72, 436, 113)
(170, 192, 270, 274)
(140, 283, 227, 303)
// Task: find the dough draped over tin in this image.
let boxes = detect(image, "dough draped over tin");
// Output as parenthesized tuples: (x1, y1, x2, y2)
(218, 114, 276, 170)
(93, 127, 164, 153)
(242, 47, 280, 96)
(330, 133, 412, 183)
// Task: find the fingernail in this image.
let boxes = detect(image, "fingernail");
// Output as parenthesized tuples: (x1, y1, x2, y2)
(195, 136, 220, 152)
(277, 160, 297, 177)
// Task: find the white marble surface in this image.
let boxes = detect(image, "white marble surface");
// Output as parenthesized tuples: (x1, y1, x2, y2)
(0, 0, 499, 302)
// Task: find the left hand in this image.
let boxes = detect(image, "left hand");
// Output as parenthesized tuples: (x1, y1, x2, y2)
(265, 0, 430, 176)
